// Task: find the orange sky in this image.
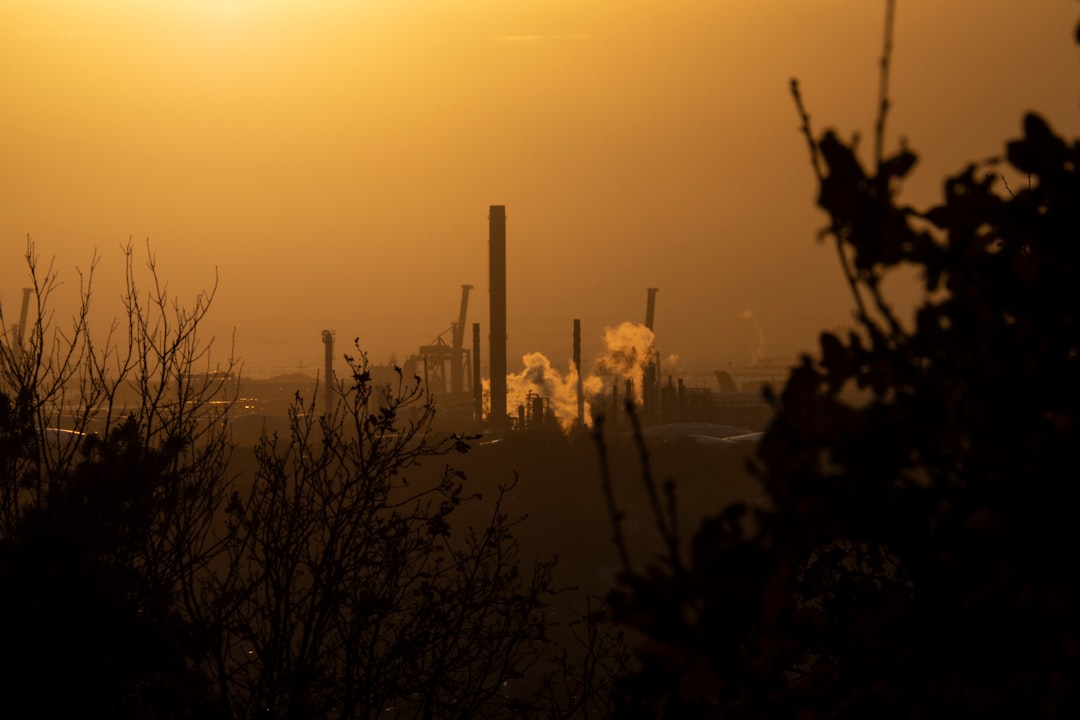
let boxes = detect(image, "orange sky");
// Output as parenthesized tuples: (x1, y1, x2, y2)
(2, 0, 1078, 380)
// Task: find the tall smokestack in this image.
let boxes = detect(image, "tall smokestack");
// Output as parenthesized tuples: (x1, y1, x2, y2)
(644, 288, 659, 422)
(321, 330, 335, 417)
(574, 319, 583, 429)
(13, 288, 31, 362)
(645, 287, 658, 331)
(488, 205, 508, 429)
(472, 322, 482, 424)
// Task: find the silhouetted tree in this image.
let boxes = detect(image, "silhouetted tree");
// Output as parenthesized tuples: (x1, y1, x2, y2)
(0, 240, 236, 548)
(0, 241, 236, 716)
(1, 243, 622, 718)
(199, 349, 567, 719)
(0, 414, 219, 717)
(601, 5, 1080, 718)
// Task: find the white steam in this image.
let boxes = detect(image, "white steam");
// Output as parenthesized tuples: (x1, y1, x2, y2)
(740, 309, 766, 365)
(491, 321, 656, 430)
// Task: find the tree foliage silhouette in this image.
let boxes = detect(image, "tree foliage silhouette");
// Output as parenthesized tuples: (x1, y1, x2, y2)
(0, 243, 622, 719)
(602, 6, 1080, 718)
(1, 241, 233, 717)
(0, 414, 218, 717)
(199, 350, 567, 719)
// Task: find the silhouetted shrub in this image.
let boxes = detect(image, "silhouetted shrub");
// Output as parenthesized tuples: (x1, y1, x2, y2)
(602, 7, 1080, 718)
(0, 244, 622, 718)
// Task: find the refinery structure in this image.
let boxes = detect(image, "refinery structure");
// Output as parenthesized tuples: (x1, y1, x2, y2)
(314, 204, 779, 437)
(2, 205, 786, 439)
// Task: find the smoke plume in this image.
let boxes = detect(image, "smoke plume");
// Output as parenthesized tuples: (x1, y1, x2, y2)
(487, 321, 656, 430)
(740, 309, 766, 365)
(590, 321, 656, 402)
(504, 352, 603, 430)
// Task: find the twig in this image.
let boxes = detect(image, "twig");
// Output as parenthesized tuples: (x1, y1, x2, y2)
(626, 404, 681, 573)
(791, 79, 870, 326)
(790, 78, 824, 184)
(1001, 174, 1015, 199)
(591, 416, 634, 575)
(874, 0, 897, 172)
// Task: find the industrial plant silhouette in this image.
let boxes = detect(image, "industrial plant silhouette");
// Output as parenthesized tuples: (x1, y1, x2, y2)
(295, 203, 774, 442)
(3, 3, 1080, 718)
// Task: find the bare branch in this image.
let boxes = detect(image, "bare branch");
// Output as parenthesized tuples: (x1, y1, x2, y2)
(875, 0, 897, 172)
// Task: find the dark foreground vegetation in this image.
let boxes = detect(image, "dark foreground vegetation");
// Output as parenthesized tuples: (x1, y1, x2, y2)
(4, 3, 1080, 717)
(0, 244, 629, 718)
(600, 4, 1080, 718)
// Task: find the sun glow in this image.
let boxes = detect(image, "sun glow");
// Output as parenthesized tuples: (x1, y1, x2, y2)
(2, 1, 1078, 377)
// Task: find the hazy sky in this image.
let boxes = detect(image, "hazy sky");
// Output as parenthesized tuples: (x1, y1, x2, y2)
(2, 0, 1078, 380)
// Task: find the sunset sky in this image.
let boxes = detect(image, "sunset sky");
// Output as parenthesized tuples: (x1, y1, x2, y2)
(2, 0, 1078, 380)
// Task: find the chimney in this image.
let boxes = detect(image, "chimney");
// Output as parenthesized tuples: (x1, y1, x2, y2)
(644, 288, 659, 421)
(472, 322, 482, 424)
(12, 288, 32, 363)
(645, 287, 658, 330)
(574, 319, 583, 429)
(488, 205, 508, 429)
(321, 330, 335, 416)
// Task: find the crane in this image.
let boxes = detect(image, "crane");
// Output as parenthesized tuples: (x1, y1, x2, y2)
(416, 285, 473, 396)
(450, 285, 472, 394)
